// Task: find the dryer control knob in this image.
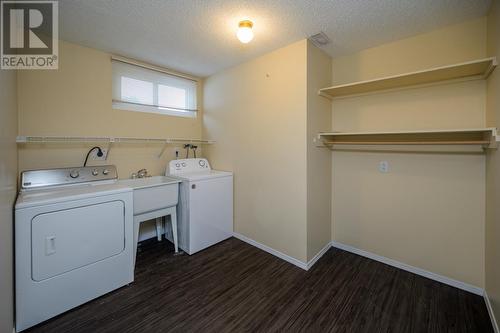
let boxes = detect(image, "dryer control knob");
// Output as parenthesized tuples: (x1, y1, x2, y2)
(69, 170, 79, 178)
(103, 169, 110, 175)
(92, 169, 99, 176)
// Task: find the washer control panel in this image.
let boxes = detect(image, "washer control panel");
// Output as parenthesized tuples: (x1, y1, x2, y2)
(21, 165, 118, 190)
(168, 158, 211, 175)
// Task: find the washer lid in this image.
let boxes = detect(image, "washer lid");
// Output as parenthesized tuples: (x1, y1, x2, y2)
(15, 183, 131, 209)
(170, 170, 233, 181)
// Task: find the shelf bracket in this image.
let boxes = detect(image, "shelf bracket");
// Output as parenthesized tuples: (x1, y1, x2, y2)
(490, 128, 500, 149)
(105, 138, 115, 161)
(318, 90, 333, 101)
(314, 134, 330, 148)
(16, 136, 28, 143)
(157, 140, 171, 158)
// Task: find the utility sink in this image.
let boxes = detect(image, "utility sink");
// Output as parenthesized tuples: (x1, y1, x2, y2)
(118, 176, 181, 215)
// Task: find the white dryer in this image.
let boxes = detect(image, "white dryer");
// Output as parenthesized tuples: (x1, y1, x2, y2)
(167, 158, 233, 255)
(15, 165, 134, 332)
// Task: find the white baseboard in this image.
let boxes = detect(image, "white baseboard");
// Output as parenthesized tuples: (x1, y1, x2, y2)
(484, 290, 500, 333)
(233, 233, 308, 270)
(233, 233, 332, 271)
(306, 241, 332, 270)
(232, 234, 485, 297)
(332, 241, 484, 296)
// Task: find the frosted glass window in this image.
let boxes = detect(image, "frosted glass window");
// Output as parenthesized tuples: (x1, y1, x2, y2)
(121, 77, 153, 105)
(158, 85, 187, 110)
(112, 59, 197, 118)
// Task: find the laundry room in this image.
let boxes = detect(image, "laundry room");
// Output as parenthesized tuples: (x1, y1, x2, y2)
(1, 0, 500, 332)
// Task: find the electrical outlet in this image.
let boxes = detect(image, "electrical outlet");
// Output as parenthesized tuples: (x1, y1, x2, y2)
(379, 161, 389, 173)
(92, 148, 108, 161)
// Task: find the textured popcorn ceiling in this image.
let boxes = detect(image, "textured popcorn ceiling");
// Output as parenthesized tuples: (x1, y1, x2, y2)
(58, 0, 491, 77)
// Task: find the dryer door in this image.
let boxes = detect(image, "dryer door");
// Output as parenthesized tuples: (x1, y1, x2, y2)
(31, 200, 125, 281)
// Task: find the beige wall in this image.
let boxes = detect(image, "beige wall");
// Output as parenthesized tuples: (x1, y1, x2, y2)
(18, 40, 203, 179)
(486, 0, 500, 328)
(0, 70, 18, 332)
(204, 40, 309, 262)
(17, 40, 204, 240)
(331, 18, 488, 287)
(306, 42, 332, 260)
(332, 17, 487, 85)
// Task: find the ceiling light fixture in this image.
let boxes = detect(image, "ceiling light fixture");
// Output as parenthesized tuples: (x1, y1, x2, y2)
(237, 20, 254, 43)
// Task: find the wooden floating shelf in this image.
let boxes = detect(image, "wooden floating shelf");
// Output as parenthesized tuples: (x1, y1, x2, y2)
(319, 57, 497, 99)
(317, 128, 498, 149)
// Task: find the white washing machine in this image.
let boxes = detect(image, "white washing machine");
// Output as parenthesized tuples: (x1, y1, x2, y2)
(15, 165, 134, 332)
(167, 158, 233, 255)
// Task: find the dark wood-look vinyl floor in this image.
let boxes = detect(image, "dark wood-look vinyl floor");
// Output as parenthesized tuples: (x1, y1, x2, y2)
(27, 237, 493, 333)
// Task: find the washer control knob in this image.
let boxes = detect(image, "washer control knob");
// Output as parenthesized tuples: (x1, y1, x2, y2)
(175, 163, 180, 168)
(103, 169, 110, 175)
(199, 160, 206, 167)
(92, 169, 99, 176)
(69, 170, 80, 178)
(182, 162, 187, 167)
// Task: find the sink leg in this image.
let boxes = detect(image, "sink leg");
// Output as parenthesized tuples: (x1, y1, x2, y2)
(133, 217, 140, 267)
(155, 217, 163, 241)
(171, 209, 179, 253)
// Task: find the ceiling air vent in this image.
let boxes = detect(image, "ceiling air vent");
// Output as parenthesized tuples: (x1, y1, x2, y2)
(308, 32, 331, 48)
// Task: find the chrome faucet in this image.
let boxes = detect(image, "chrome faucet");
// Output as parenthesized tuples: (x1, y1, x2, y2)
(137, 169, 149, 178)
(132, 169, 150, 179)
